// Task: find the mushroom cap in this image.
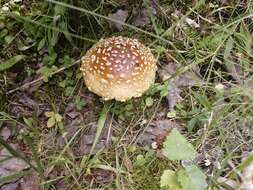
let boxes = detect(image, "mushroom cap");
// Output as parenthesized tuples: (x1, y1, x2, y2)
(80, 36, 157, 101)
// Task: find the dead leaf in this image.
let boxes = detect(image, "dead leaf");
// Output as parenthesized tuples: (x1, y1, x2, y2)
(172, 10, 200, 29)
(75, 114, 112, 156)
(159, 61, 203, 110)
(166, 83, 182, 111)
(9, 93, 50, 118)
(18, 94, 38, 110)
(108, 9, 128, 31)
(132, 8, 150, 27)
(1, 182, 19, 190)
(185, 17, 200, 28)
(0, 144, 30, 187)
(56, 179, 69, 190)
(123, 155, 133, 172)
(64, 102, 84, 125)
(132, 1, 157, 27)
(56, 125, 80, 148)
(137, 120, 184, 147)
(20, 172, 40, 190)
(0, 126, 11, 140)
(84, 168, 115, 183)
(117, 0, 128, 6)
(0, 144, 29, 172)
(218, 177, 238, 189)
(77, 134, 105, 155)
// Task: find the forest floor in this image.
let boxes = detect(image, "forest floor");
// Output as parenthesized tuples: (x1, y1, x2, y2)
(0, 0, 253, 190)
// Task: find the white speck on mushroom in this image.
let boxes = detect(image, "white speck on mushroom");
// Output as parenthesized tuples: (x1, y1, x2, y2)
(107, 74, 114, 79)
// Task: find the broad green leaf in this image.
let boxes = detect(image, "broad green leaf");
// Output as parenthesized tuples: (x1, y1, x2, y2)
(145, 97, 154, 107)
(155, 45, 166, 55)
(36, 66, 58, 82)
(45, 111, 54, 117)
(133, 155, 146, 167)
(160, 169, 181, 190)
(4, 35, 14, 44)
(17, 40, 36, 51)
(178, 165, 207, 190)
(0, 55, 26, 71)
(0, 21, 5, 29)
(47, 117, 55, 128)
(0, 28, 8, 38)
(55, 113, 63, 122)
(162, 128, 197, 160)
(187, 118, 197, 132)
(37, 38, 46, 51)
(160, 86, 169, 97)
(0, 170, 31, 186)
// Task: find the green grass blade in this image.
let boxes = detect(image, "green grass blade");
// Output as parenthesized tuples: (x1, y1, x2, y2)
(0, 170, 32, 186)
(89, 102, 112, 156)
(22, 135, 44, 175)
(0, 55, 26, 72)
(46, 0, 172, 45)
(6, 12, 97, 44)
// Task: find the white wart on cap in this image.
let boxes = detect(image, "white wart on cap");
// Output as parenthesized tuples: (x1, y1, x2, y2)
(80, 36, 157, 101)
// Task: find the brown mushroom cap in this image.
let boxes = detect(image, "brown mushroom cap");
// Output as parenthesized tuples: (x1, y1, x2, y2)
(80, 36, 157, 101)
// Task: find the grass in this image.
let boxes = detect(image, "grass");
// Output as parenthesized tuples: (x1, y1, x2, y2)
(1, 0, 253, 189)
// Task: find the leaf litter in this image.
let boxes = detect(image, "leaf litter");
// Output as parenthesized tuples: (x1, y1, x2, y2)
(136, 119, 184, 148)
(108, 9, 128, 31)
(0, 126, 11, 141)
(0, 144, 31, 189)
(159, 59, 203, 111)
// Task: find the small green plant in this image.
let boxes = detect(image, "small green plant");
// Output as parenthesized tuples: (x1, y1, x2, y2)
(75, 96, 86, 110)
(45, 111, 63, 128)
(160, 128, 207, 190)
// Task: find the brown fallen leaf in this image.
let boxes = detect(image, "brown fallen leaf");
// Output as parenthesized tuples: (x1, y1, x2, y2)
(171, 10, 200, 28)
(116, 0, 128, 6)
(64, 102, 84, 125)
(137, 119, 184, 147)
(218, 177, 238, 189)
(56, 179, 69, 190)
(77, 134, 106, 155)
(0, 144, 29, 172)
(84, 168, 115, 184)
(132, 8, 150, 27)
(159, 61, 203, 110)
(0, 144, 30, 187)
(9, 92, 50, 118)
(166, 83, 182, 111)
(1, 182, 19, 190)
(75, 114, 112, 156)
(0, 126, 11, 141)
(132, 1, 157, 27)
(108, 9, 128, 31)
(20, 172, 40, 190)
(123, 155, 133, 172)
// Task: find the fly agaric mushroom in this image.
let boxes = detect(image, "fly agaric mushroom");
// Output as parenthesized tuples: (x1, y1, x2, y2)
(80, 36, 157, 101)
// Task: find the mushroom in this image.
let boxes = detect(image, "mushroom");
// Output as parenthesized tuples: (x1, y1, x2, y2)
(80, 36, 157, 101)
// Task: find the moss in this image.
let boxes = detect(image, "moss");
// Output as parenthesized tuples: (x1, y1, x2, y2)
(130, 159, 169, 190)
